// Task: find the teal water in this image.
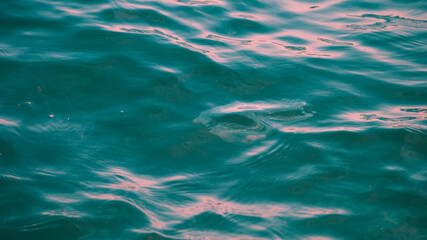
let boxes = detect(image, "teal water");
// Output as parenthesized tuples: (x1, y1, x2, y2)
(1, 0, 427, 239)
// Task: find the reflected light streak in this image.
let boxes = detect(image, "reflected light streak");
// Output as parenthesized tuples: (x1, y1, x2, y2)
(2, 174, 31, 180)
(168, 196, 347, 219)
(95, 167, 187, 193)
(220, 103, 283, 113)
(84, 192, 167, 229)
(339, 106, 427, 123)
(56, 6, 85, 16)
(303, 237, 337, 240)
(41, 210, 85, 218)
(179, 230, 271, 240)
(280, 126, 364, 133)
(163, 0, 226, 6)
(0, 118, 19, 126)
(45, 195, 80, 203)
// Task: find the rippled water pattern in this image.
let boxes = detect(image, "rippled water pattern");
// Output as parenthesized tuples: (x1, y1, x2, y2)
(1, 0, 427, 239)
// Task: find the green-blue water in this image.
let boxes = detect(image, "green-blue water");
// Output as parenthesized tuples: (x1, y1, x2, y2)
(1, 0, 427, 239)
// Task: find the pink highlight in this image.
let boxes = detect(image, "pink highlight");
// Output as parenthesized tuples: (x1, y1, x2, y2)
(41, 210, 84, 218)
(179, 231, 270, 240)
(303, 237, 336, 240)
(2, 174, 30, 180)
(56, 6, 85, 16)
(160, 0, 226, 6)
(0, 118, 18, 126)
(294, 207, 347, 218)
(46, 195, 79, 203)
(330, 106, 427, 130)
(280, 126, 364, 133)
(84, 193, 122, 201)
(96, 167, 187, 193)
(221, 103, 283, 113)
(338, 106, 427, 123)
(96, 168, 161, 193)
(84, 192, 167, 228)
(246, 145, 270, 156)
(167, 196, 347, 219)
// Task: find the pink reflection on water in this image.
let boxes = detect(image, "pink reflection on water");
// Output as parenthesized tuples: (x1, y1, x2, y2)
(334, 106, 427, 130)
(220, 102, 283, 113)
(97, 17, 348, 65)
(227, 140, 276, 162)
(96, 24, 180, 40)
(252, 29, 344, 58)
(96, 24, 212, 56)
(303, 237, 336, 240)
(168, 196, 347, 219)
(245, 145, 271, 156)
(0, 118, 18, 126)
(229, 12, 258, 20)
(351, 42, 420, 68)
(153, 66, 180, 73)
(165, 0, 225, 6)
(344, 11, 427, 31)
(56, 6, 85, 16)
(179, 230, 271, 240)
(187, 9, 427, 63)
(84, 193, 123, 201)
(33, 168, 67, 177)
(41, 210, 84, 218)
(294, 207, 346, 218)
(185, 28, 347, 64)
(100, 1, 209, 36)
(280, 126, 364, 133)
(92, 2, 424, 66)
(228, 11, 275, 22)
(96, 167, 187, 193)
(339, 106, 427, 123)
(84, 192, 167, 229)
(46, 194, 79, 203)
(2, 174, 31, 180)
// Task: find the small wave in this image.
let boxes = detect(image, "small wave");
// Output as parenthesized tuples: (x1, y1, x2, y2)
(318, 38, 354, 46)
(170, 196, 347, 219)
(0, 44, 22, 57)
(2, 0, 426, 239)
(177, 0, 222, 5)
(1, 171, 32, 182)
(338, 106, 427, 129)
(26, 118, 94, 140)
(94, 167, 187, 194)
(347, 14, 427, 31)
(0, 117, 19, 127)
(194, 100, 315, 144)
(277, 106, 427, 134)
(213, 18, 273, 37)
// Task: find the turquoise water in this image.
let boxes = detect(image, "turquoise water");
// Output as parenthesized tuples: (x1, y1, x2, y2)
(1, 0, 427, 239)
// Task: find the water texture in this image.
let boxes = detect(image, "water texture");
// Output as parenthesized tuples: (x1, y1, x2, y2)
(194, 100, 314, 144)
(1, 0, 426, 239)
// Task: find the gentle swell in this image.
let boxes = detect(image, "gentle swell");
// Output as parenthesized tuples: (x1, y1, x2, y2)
(1, 0, 426, 239)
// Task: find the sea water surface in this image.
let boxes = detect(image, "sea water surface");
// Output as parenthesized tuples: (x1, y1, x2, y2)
(1, 0, 427, 239)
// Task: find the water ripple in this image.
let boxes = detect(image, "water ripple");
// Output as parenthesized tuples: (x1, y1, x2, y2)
(194, 99, 314, 144)
(1, 0, 427, 239)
